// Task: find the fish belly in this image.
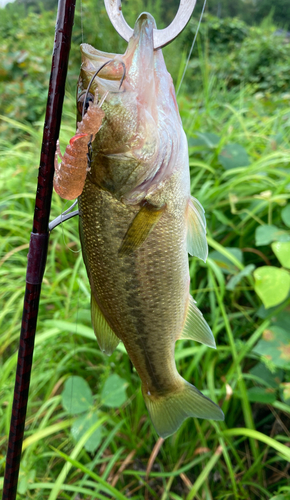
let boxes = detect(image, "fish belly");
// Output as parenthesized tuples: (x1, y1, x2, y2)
(79, 174, 189, 396)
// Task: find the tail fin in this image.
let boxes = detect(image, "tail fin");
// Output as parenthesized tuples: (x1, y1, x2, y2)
(143, 378, 224, 438)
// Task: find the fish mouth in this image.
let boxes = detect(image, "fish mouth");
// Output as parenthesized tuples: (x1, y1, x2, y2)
(80, 12, 156, 60)
(80, 12, 156, 89)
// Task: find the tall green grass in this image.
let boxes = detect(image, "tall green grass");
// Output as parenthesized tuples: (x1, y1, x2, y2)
(1, 19, 290, 500)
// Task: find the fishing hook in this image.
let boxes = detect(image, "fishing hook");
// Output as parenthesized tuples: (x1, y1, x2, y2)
(82, 58, 125, 172)
(104, 0, 197, 49)
(49, 199, 79, 231)
(82, 58, 126, 118)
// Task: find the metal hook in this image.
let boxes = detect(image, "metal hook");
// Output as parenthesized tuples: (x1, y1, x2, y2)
(104, 0, 197, 49)
(82, 58, 126, 119)
(49, 199, 79, 232)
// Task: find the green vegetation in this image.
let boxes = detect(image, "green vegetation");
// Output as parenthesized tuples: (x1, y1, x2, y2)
(182, 14, 290, 94)
(0, 1, 290, 499)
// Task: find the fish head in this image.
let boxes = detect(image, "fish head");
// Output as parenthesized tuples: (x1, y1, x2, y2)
(78, 13, 183, 201)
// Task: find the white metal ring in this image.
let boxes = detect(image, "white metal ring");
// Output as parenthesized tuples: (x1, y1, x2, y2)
(104, 0, 197, 49)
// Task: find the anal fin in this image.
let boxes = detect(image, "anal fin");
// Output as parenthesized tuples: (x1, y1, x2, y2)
(187, 196, 208, 262)
(91, 294, 120, 356)
(119, 202, 166, 256)
(179, 295, 216, 348)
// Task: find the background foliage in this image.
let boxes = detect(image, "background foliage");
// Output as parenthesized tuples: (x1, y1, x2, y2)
(0, 0, 290, 499)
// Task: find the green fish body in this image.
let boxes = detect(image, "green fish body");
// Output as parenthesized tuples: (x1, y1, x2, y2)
(78, 13, 224, 438)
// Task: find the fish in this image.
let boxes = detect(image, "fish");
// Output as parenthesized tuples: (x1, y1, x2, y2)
(72, 12, 224, 438)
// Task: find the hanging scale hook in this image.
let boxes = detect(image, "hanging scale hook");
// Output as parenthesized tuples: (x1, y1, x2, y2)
(104, 0, 197, 49)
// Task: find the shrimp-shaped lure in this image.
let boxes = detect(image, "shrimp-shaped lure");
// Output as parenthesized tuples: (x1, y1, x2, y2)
(53, 93, 107, 200)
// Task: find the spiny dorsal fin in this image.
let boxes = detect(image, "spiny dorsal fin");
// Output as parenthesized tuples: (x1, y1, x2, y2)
(186, 196, 208, 262)
(91, 294, 120, 356)
(179, 295, 216, 348)
(119, 202, 166, 256)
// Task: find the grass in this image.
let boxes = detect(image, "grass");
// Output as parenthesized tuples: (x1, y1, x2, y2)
(1, 38, 290, 500)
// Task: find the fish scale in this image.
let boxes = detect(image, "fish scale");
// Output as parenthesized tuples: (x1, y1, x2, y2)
(79, 179, 187, 391)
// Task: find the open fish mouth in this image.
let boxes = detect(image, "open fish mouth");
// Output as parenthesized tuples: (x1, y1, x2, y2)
(79, 12, 156, 92)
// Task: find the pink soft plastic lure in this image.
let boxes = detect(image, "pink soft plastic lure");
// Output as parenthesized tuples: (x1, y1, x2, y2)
(53, 95, 106, 200)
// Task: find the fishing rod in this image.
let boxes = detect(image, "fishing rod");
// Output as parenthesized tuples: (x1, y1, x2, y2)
(2, 1, 76, 498)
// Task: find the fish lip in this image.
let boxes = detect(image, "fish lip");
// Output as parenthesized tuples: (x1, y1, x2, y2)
(135, 11, 157, 32)
(122, 11, 156, 93)
(80, 43, 116, 62)
(129, 11, 156, 46)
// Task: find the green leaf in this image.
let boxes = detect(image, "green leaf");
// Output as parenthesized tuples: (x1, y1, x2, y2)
(213, 209, 234, 228)
(269, 496, 290, 500)
(18, 469, 36, 495)
(257, 304, 290, 320)
(255, 225, 290, 246)
(271, 132, 284, 148)
(273, 311, 290, 331)
(281, 383, 290, 405)
(45, 320, 95, 340)
(249, 363, 283, 388)
(101, 374, 128, 408)
(18, 476, 28, 495)
(62, 376, 93, 415)
(224, 428, 290, 461)
(218, 143, 250, 170)
(208, 247, 243, 275)
(71, 412, 102, 453)
(272, 241, 290, 269)
(282, 204, 290, 228)
(254, 266, 290, 308)
(246, 387, 276, 404)
(253, 326, 290, 369)
(189, 132, 220, 149)
(226, 264, 255, 291)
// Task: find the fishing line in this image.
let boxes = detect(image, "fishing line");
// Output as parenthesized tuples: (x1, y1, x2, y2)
(176, 0, 207, 96)
(80, 0, 84, 44)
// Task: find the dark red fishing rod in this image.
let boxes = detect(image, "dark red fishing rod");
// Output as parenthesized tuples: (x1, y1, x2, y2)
(2, 1, 76, 498)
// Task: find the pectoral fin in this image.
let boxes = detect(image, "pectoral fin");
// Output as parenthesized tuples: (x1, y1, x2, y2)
(91, 294, 120, 356)
(119, 202, 166, 255)
(179, 295, 216, 348)
(187, 197, 208, 262)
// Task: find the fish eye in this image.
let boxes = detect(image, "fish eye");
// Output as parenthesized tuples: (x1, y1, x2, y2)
(77, 91, 94, 115)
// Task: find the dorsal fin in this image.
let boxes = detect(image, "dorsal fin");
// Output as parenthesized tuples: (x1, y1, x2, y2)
(178, 295, 216, 348)
(186, 197, 208, 262)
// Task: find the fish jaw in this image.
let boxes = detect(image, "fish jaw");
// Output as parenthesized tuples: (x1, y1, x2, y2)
(122, 13, 156, 113)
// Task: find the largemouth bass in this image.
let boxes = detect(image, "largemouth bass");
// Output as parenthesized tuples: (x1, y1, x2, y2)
(76, 13, 224, 438)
